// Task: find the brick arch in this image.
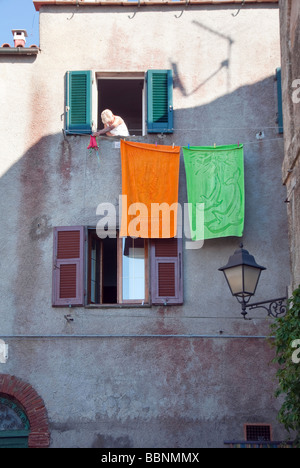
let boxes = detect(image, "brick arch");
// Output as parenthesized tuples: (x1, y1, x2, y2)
(0, 374, 50, 448)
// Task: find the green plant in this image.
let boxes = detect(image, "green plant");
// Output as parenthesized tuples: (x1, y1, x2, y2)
(271, 285, 300, 447)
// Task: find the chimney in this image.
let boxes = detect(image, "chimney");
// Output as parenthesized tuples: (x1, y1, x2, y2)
(12, 29, 28, 48)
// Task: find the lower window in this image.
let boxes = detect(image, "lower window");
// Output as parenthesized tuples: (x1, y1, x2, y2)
(88, 231, 149, 305)
(52, 226, 183, 307)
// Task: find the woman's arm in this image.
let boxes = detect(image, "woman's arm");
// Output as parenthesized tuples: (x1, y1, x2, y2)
(93, 116, 123, 136)
(93, 124, 114, 137)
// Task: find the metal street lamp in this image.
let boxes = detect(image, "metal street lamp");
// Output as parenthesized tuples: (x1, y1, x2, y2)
(219, 244, 287, 320)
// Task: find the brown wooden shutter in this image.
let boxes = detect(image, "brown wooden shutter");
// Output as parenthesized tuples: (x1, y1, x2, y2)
(151, 238, 183, 305)
(52, 226, 85, 306)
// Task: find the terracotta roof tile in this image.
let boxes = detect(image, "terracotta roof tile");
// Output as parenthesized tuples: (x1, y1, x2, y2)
(33, 0, 278, 13)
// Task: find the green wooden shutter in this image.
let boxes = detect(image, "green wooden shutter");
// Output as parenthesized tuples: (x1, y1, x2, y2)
(276, 67, 283, 134)
(66, 71, 92, 134)
(147, 70, 173, 133)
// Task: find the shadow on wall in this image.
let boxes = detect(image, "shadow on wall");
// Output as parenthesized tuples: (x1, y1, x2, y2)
(0, 75, 285, 323)
(171, 18, 234, 96)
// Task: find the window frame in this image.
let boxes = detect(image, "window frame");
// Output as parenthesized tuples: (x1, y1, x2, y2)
(117, 236, 150, 305)
(87, 230, 102, 305)
(95, 72, 146, 136)
(87, 229, 150, 306)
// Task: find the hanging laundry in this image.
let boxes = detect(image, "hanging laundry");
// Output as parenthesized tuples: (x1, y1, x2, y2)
(87, 135, 100, 165)
(183, 144, 245, 241)
(120, 140, 180, 238)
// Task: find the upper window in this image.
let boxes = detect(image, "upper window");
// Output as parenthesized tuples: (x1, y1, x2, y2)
(97, 73, 145, 136)
(52, 227, 183, 307)
(65, 70, 174, 136)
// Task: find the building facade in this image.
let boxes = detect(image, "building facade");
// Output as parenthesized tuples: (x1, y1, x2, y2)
(279, 0, 300, 291)
(0, 0, 291, 448)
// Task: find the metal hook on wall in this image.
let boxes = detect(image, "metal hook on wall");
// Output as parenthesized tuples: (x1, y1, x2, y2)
(128, 0, 140, 19)
(67, 0, 80, 21)
(232, 0, 245, 17)
(175, 0, 189, 19)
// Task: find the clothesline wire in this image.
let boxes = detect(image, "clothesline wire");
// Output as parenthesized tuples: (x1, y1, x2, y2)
(129, 126, 282, 131)
(236, 137, 282, 145)
(125, 136, 283, 146)
(68, 132, 284, 146)
(232, 137, 283, 146)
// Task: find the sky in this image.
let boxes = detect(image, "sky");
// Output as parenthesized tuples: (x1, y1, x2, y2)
(0, 0, 39, 47)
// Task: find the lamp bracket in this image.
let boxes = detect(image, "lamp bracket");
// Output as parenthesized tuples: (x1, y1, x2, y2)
(241, 296, 287, 320)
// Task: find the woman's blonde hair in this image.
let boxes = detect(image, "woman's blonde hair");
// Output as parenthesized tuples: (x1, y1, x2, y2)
(101, 109, 114, 124)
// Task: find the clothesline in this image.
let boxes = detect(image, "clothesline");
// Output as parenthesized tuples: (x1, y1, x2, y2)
(229, 137, 283, 146)
(128, 125, 282, 131)
(82, 131, 284, 149)
(123, 137, 283, 146)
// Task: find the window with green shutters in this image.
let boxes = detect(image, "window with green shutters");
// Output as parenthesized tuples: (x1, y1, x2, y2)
(66, 71, 92, 134)
(147, 70, 173, 133)
(65, 70, 173, 135)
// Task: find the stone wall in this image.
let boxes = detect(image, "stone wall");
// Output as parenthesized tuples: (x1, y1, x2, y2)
(280, 0, 300, 291)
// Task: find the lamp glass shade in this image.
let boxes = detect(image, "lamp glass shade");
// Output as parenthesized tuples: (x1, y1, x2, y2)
(223, 265, 244, 296)
(243, 265, 262, 296)
(223, 265, 262, 298)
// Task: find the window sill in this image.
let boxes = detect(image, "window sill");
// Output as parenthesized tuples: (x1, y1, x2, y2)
(64, 131, 145, 139)
(85, 303, 151, 309)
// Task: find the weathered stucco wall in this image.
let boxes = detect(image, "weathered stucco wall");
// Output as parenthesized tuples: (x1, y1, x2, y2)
(0, 3, 290, 448)
(280, 0, 300, 291)
(3, 336, 284, 448)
